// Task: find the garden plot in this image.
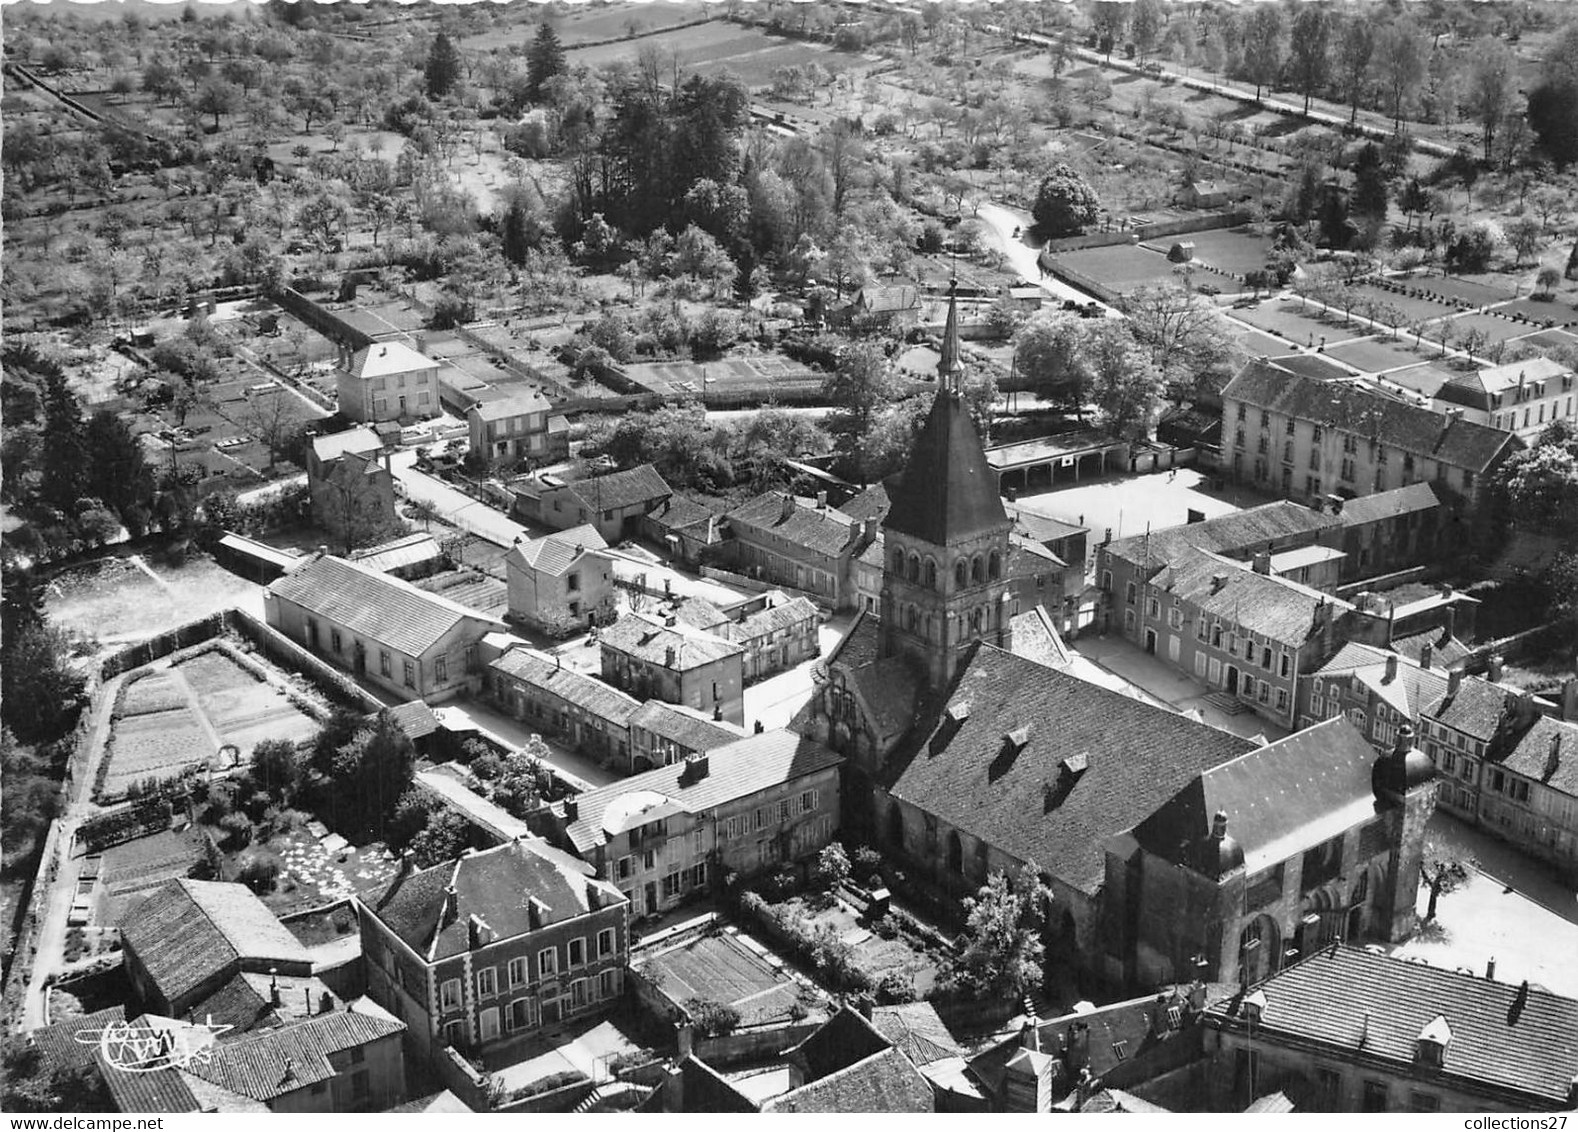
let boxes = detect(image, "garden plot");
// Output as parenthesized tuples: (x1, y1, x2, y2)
(1498, 299, 1578, 328)
(1335, 284, 1459, 327)
(777, 895, 941, 998)
(1441, 311, 1529, 350)
(1324, 335, 1437, 376)
(100, 706, 211, 798)
(567, 21, 859, 88)
(268, 831, 397, 913)
(1052, 243, 1176, 293)
(118, 672, 189, 717)
(174, 648, 320, 755)
(638, 930, 813, 1027)
(1141, 227, 1276, 278)
(1232, 300, 1351, 345)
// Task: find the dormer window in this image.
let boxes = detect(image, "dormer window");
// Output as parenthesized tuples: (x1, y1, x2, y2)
(1416, 1015, 1451, 1067)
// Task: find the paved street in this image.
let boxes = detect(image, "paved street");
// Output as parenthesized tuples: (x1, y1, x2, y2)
(1071, 632, 1290, 745)
(976, 201, 1120, 316)
(743, 613, 857, 732)
(387, 448, 530, 547)
(432, 700, 618, 791)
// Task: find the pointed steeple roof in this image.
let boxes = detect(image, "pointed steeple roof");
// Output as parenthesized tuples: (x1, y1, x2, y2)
(884, 289, 1007, 547)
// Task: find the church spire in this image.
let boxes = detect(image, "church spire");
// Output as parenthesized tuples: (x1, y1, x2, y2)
(937, 279, 964, 393)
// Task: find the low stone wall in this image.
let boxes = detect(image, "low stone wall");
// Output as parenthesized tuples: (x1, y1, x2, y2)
(695, 1020, 820, 1068)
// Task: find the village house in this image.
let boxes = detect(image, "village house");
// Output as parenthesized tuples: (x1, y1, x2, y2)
(358, 837, 629, 1060)
(504, 523, 617, 637)
(1432, 356, 1577, 442)
(305, 428, 400, 553)
(842, 284, 924, 332)
(550, 730, 842, 919)
(464, 387, 561, 466)
(599, 610, 746, 727)
(1012, 510, 1089, 599)
(723, 491, 877, 611)
(627, 700, 748, 774)
(336, 340, 441, 423)
(1100, 719, 1436, 992)
(1222, 359, 1519, 509)
(486, 645, 640, 768)
(640, 494, 724, 566)
(1326, 483, 1448, 582)
(265, 553, 506, 703)
(691, 591, 821, 683)
(1202, 946, 1578, 1112)
(511, 463, 672, 543)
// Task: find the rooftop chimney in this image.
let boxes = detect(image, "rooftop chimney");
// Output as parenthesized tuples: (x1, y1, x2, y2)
(564, 797, 579, 822)
(1562, 675, 1578, 723)
(269, 968, 281, 1007)
(664, 614, 678, 628)
(1211, 573, 1229, 594)
(1486, 956, 1497, 980)
(683, 753, 710, 781)
(1489, 655, 1505, 683)
(1448, 669, 1464, 698)
(665, 645, 677, 668)
(1420, 642, 1433, 670)
(1394, 723, 1416, 756)
(1546, 734, 1562, 781)
(1384, 654, 1399, 684)
(1021, 1016, 1041, 1052)
(780, 494, 796, 522)
(816, 491, 828, 510)
(1252, 551, 1272, 575)
(319, 990, 334, 1015)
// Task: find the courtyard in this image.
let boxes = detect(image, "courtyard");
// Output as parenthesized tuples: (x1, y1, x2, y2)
(1015, 465, 1269, 553)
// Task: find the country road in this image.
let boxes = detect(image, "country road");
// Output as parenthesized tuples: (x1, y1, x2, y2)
(974, 201, 1121, 317)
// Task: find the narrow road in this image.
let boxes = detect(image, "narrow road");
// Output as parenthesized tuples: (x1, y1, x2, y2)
(387, 449, 529, 548)
(973, 202, 1120, 317)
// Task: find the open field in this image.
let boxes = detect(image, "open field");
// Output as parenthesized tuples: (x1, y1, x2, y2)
(1052, 243, 1175, 293)
(461, 1, 705, 52)
(1342, 282, 1462, 325)
(1141, 227, 1276, 278)
(567, 20, 861, 88)
(45, 553, 266, 648)
(1324, 336, 1436, 375)
(1230, 299, 1351, 344)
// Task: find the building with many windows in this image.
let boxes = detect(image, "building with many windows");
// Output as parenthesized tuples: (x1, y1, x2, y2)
(486, 644, 640, 768)
(599, 610, 746, 727)
(552, 730, 842, 919)
(336, 340, 441, 423)
(465, 388, 560, 466)
(504, 523, 617, 637)
(1433, 357, 1577, 442)
(1221, 360, 1519, 508)
(723, 491, 878, 611)
(357, 837, 628, 1060)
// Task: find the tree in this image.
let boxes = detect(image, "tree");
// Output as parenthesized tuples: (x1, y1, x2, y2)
(1351, 143, 1390, 222)
(1013, 310, 1087, 409)
(1241, 5, 1286, 101)
(2, 622, 84, 743)
(424, 32, 461, 100)
(812, 842, 851, 891)
(1419, 842, 1468, 921)
(1495, 439, 1578, 536)
(39, 372, 86, 513)
(194, 78, 241, 130)
(1373, 19, 1428, 130)
(409, 808, 471, 867)
(824, 341, 906, 482)
(1, 1035, 112, 1113)
(1031, 163, 1101, 239)
(1289, 7, 1332, 115)
(1466, 36, 1518, 165)
(526, 22, 566, 103)
(1130, 0, 1162, 62)
(1085, 322, 1166, 440)
(1537, 265, 1563, 297)
(1507, 214, 1543, 267)
(84, 410, 155, 535)
(248, 737, 302, 804)
(1121, 284, 1247, 401)
(234, 387, 301, 474)
(671, 224, 737, 298)
(1336, 16, 1376, 125)
(950, 863, 1051, 1001)
(142, 58, 183, 105)
(1526, 80, 1578, 170)
(306, 710, 416, 840)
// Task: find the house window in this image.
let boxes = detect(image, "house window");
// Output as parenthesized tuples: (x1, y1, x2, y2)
(538, 947, 557, 978)
(1146, 597, 1161, 619)
(331, 629, 343, 653)
(597, 928, 616, 958)
(1316, 1068, 1340, 1103)
(800, 789, 817, 813)
(379, 650, 391, 677)
(508, 957, 527, 987)
(616, 856, 633, 880)
(435, 655, 448, 684)
(1125, 581, 1137, 605)
(568, 938, 586, 967)
(691, 862, 706, 887)
(506, 998, 531, 1032)
(440, 979, 462, 1012)
(477, 967, 497, 998)
(572, 979, 589, 1008)
(778, 799, 791, 822)
(404, 660, 416, 688)
(1362, 1081, 1388, 1112)
(1167, 607, 1183, 630)
(643, 849, 656, 870)
(1312, 425, 1323, 442)
(599, 969, 617, 998)
(1411, 1093, 1440, 1113)
(662, 872, 682, 898)
(1279, 652, 1291, 678)
(1276, 689, 1289, 711)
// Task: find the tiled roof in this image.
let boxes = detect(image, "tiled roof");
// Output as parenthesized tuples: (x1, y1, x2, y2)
(28, 1006, 125, 1071)
(348, 341, 436, 379)
(183, 1003, 405, 1102)
(1150, 548, 1349, 646)
(269, 554, 505, 657)
(1389, 630, 1471, 668)
(565, 464, 671, 513)
(369, 838, 616, 962)
(1206, 946, 1578, 1106)
(122, 880, 312, 1010)
(882, 391, 1010, 547)
(565, 730, 842, 854)
(349, 533, 444, 574)
(1312, 641, 1450, 720)
(1498, 714, 1578, 797)
(727, 492, 864, 559)
(886, 646, 1251, 894)
(637, 1055, 757, 1113)
(1013, 510, 1088, 544)
(1424, 676, 1514, 740)
(490, 647, 640, 725)
(104, 1061, 202, 1113)
(1105, 501, 1337, 569)
(849, 657, 922, 743)
(767, 1047, 933, 1112)
(630, 700, 746, 752)
(310, 427, 380, 463)
(871, 1002, 960, 1067)
(663, 597, 732, 633)
(385, 699, 442, 742)
(187, 971, 339, 1035)
(599, 612, 743, 670)
(414, 569, 510, 620)
(1223, 359, 1518, 471)
(644, 494, 721, 536)
(731, 594, 819, 640)
(1007, 535, 1065, 580)
(840, 483, 891, 523)
(1130, 718, 1383, 875)
(1336, 482, 1442, 525)
(507, 524, 608, 577)
(470, 389, 550, 420)
(1008, 606, 1071, 670)
(1453, 356, 1570, 397)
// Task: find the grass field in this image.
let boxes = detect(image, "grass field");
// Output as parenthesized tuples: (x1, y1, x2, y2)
(567, 20, 859, 88)
(1053, 243, 1175, 292)
(1324, 335, 1436, 375)
(46, 553, 266, 648)
(460, 1, 703, 52)
(1232, 299, 1352, 344)
(1141, 227, 1276, 278)
(1342, 282, 1460, 326)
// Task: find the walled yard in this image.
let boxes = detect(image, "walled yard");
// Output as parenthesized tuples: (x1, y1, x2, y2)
(773, 893, 943, 999)
(636, 927, 826, 1028)
(45, 553, 266, 651)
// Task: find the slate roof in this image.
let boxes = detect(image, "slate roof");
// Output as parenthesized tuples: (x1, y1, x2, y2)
(564, 731, 843, 855)
(1451, 356, 1571, 400)
(1312, 641, 1450, 720)
(643, 494, 720, 536)
(1149, 548, 1349, 646)
(122, 880, 312, 1010)
(1424, 676, 1514, 740)
(1130, 718, 1383, 875)
(182, 1003, 405, 1102)
(310, 427, 380, 464)
(385, 699, 442, 742)
(490, 647, 640, 725)
(1207, 946, 1578, 1106)
(630, 700, 746, 752)
(564, 464, 671, 513)
(882, 390, 1009, 547)
(469, 389, 550, 420)
(349, 533, 444, 574)
(1104, 500, 1337, 570)
(1389, 630, 1471, 668)
(1224, 359, 1518, 471)
(1336, 482, 1442, 526)
(871, 1002, 960, 1067)
(1008, 606, 1071, 670)
(886, 646, 1251, 894)
(369, 838, 617, 962)
(507, 524, 608, 576)
(599, 612, 744, 670)
(1498, 714, 1578, 797)
(840, 483, 891, 523)
(269, 554, 505, 657)
(726, 492, 864, 559)
(348, 341, 437, 379)
(850, 657, 922, 743)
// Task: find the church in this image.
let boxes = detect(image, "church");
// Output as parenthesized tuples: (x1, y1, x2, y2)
(807, 290, 1438, 989)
